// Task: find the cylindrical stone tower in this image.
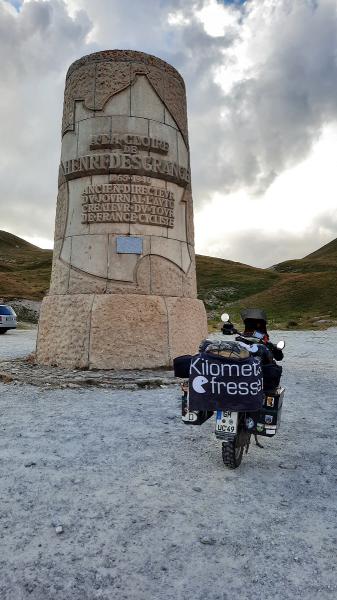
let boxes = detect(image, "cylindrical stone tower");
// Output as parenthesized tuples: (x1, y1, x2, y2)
(36, 50, 208, 369)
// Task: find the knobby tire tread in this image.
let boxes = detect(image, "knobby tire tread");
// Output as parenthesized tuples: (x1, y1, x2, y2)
(222, 440, 243, 469)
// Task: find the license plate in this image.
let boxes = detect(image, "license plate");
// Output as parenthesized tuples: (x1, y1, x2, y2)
(215, 411, 238, 434)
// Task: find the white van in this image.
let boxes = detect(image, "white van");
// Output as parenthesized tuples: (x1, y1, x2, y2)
(0, 305, 17, 334)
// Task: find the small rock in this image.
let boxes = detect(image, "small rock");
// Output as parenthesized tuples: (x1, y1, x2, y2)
(24, 461, 36, 468)
(55, 525, 64, 534)
(192, 486, 202, 492)
(0, 372, 13, 384)
(199, 536, 216, 545)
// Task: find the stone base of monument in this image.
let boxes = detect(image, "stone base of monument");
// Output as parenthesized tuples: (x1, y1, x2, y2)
(36, 294, 208, 370)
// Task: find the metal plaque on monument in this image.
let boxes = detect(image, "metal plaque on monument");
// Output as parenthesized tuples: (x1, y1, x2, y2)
(36, 50, 208, 369)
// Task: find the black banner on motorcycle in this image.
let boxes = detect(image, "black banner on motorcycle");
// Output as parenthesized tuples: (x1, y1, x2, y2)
(188, 352, 264, 411)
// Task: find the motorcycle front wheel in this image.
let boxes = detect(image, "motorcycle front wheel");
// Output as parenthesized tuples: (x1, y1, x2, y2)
(222, 437, 244, 469)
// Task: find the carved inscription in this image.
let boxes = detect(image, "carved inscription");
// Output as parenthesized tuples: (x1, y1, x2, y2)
(63, 152, 189, 187)
(90, 133, 169, 154)
(81, 175, 175, 228)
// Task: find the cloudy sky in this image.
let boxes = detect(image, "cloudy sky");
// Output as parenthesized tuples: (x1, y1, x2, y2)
(1, 0, 337, 267)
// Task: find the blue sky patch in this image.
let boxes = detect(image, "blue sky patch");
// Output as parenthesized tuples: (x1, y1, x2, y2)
(6, 0, 22, 11)
(223, 0, 246, 5)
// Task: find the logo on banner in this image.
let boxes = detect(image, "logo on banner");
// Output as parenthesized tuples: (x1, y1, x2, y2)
(191, 376, 208, 393)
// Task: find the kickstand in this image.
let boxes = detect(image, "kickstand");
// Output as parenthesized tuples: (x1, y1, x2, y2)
(254, 434, 264, 449)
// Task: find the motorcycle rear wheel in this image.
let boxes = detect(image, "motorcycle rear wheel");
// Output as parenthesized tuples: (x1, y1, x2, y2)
(222, 438, 244, 469)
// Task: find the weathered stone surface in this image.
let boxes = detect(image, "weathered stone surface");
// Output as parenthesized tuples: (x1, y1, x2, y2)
(37, 292, 206, 368)
(68, 268, 107, 294)
(89, 294, 169, 369)
(167, 183, 187, 243)
(103, 85, 130, 115)
(49, 240, 70, 295)
(94, 60, 131, 111)
(74, 100, 93, 123)
(131, 75, 165, 122)
(165, 297, 208, 359)
(164, 74, 188, 147)
(150, 255, 183, 297)
(149, 120, 178, 163)
(62, 62, 96, 134)
(37, 295, 93, 368)
(107, 254, 152, 294)
(151, 236, 183, 268)
(184, 188, 195, 246)
(70, 234, 108, 279)
(108, 234, 150, 282)
(177, 131, 189, 169)
(66, 177, 92, 238)
(54, 183, 69, 242)
(63, 50, 188, 143)
(77, 116, 111, 156)
(183, 262, 198, 299)
(164, 108, 178, 128)
(181, 243, 192, 273)
(61, 127, 78, 164)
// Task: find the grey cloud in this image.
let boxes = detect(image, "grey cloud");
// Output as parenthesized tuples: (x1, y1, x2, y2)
(1, 0, 337, 259)
(213, 0, 337, 194)
(0, 1, 91, 79)
(153, 0, 337, 200)
(0, 0, 92, 241)
(202, 209, 337, 268)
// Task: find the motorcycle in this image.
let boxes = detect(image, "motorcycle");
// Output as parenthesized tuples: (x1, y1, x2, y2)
(177, 311, 285, 469)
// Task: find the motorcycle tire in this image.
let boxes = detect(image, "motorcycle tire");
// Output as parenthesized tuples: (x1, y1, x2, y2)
(222, 438, 244, 469)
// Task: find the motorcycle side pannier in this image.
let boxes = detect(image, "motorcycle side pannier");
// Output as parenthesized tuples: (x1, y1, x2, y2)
(173, 355, 192, 378)
(251, 387, 285, 437)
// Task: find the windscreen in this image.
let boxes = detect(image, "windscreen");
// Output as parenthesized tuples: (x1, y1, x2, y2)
(0, 306, 16, 316)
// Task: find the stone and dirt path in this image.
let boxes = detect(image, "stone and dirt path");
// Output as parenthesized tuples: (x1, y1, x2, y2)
(0, 328, 336, 599)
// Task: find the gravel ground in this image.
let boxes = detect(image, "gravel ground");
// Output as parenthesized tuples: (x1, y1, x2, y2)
(0, 329, 337, 599)
(0, 328, 37, 359)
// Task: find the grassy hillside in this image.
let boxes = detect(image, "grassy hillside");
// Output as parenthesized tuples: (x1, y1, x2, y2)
(196, 240, 337, 330)
(0, 231, 52, 300)
(196, 255, 280, 316)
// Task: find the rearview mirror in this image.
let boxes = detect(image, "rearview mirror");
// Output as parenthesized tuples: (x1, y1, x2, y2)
(277, 340, 285, 350)
(221, 313, 230, 323)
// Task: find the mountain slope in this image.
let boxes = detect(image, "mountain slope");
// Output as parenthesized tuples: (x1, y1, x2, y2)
(196, 240, 337, 329)
(196, 254, 280, 314)
(0, 231, 52, 300)
(272, 238, 337, 274)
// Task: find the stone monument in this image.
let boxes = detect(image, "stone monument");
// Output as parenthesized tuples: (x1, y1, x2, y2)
(36, 50, 208, 369)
